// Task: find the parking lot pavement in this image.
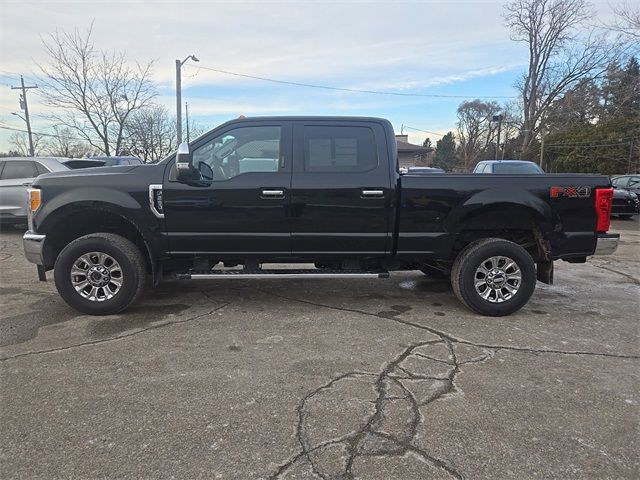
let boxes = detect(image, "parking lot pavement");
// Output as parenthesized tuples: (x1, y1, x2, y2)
(1, 220, 638, 479)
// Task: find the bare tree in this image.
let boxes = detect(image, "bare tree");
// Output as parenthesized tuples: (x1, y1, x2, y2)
(37, 24, 157, 156)
(456, 100, 501, 169)
(44, 126, 90, 158)
(607, 1, 640, 39)
(504, 0, 615, 152)
(8, 132, 45, 156)
(123, 106, 178, 163)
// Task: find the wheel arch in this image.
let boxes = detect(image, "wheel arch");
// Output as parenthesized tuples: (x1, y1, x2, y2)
(39, 203, 158, 283)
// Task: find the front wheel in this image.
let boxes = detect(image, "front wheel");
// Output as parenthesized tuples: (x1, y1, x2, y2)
(451, 238, 536, 316)
(54, 233, 146, 315)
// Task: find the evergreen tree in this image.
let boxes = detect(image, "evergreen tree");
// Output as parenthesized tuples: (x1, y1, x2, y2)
(433, 132, 457, 171)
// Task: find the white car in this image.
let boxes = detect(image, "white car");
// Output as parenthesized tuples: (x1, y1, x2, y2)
(0, 157, 69, 226)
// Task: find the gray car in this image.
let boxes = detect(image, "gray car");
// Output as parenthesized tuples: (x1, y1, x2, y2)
(0, 157, 69, 225)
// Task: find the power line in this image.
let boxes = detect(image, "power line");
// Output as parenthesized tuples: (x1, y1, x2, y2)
(546, 139, 637, 148)
(191, 64, 517, 100)
(402, 125, 447, 137)
(0, 69, 39, 82)
(0, 123, 87, 142)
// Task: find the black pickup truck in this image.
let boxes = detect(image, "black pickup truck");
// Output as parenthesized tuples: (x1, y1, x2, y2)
(23, 116, 618, 316)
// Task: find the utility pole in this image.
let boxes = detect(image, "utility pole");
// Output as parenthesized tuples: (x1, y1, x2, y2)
(175, 55, 199, 145)
(492, 115, 503, 159)
(11, 76, 38, 156)
(539, 129, 546, 170)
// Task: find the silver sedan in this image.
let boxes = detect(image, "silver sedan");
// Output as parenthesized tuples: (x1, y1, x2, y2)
(0, 157, 69, 225)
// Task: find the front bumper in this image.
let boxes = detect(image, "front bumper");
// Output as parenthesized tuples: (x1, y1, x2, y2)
(23, 231, 46, 265)
(593, 233, 619, 255)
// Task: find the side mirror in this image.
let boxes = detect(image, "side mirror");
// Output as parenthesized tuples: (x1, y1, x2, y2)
(175, 142, 193, 183)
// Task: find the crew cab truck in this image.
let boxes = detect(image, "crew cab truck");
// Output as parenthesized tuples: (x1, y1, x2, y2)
(23, 116, 619, 317)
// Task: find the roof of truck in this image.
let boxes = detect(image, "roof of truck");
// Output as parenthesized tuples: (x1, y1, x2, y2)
(229, 115, 391, 123)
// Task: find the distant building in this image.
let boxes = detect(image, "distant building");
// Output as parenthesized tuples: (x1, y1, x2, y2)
(395, 134, 433, 168)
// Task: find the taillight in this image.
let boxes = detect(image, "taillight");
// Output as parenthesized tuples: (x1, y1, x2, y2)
(595, 187, 613, 233)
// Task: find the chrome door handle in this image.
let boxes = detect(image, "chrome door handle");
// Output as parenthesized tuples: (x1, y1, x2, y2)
(361, 189, 384, 198)
(261, 189, 285, 198)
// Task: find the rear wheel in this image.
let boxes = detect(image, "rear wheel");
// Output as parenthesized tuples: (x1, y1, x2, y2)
(54, 233, 146, 315)
(451, 238, 536, 316)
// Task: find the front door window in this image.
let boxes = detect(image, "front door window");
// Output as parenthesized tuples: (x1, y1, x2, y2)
(192, 126, 281, 181)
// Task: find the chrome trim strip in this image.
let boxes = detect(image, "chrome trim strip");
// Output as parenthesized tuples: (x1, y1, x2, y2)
(261, 189, 284, 197)
(149, 184, 164, 219)
(593, 234, 619, 255)
(361, 190, 384, 197)
(184, 272, 387, 279)
(23, 232, 46, 241)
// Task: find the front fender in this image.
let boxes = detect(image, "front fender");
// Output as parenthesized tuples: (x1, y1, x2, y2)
(37, 187, 141, 227)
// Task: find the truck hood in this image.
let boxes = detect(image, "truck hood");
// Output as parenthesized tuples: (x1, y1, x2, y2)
(38, 165, 139, 180)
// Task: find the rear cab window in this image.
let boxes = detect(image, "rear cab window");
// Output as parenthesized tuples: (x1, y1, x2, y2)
(492, 162, 543, 174)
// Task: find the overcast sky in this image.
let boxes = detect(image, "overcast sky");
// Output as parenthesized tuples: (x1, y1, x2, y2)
(0, 0, 618, 152)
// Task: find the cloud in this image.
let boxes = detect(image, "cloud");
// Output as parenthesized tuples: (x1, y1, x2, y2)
(0, 0, 609, 150)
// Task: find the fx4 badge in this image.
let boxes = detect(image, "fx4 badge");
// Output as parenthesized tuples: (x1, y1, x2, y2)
(550, 186, 591, 198)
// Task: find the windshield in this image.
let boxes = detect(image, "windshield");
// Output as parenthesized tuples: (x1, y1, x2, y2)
(492, 162, 543, 174)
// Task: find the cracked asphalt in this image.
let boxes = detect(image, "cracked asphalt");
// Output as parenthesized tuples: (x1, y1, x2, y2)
(1, 219, 638, 479)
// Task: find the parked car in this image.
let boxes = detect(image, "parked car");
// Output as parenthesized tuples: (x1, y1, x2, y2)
(0, 157, 69, 225)
(473, 160, 544, 174)
(611, 175, 640, 196)
(611, 188, 639, 219)
(88, 156, 144, 166)
(23, 116, 618, 317)
(407, 166, 445, 174)
(63, 159, 107, 169)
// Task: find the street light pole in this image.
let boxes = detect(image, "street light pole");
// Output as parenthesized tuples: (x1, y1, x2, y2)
(175, 55, 199, 144)
(185, 102, 190, 143)
(175, 60, 182, 145)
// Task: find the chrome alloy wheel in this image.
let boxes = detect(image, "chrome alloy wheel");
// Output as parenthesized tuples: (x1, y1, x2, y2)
(474, 255, 521, 303)
(70, 252, 123, 302)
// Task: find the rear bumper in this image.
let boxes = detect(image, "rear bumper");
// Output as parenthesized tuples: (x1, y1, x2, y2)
(593, 233, 619, 255)
(23, 231, 46, 264)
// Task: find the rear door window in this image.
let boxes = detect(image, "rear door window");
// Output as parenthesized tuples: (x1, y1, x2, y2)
(1, 161, 37, 179)
(303, 126, 377, 173)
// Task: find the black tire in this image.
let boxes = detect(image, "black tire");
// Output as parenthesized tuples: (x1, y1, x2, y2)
(451, 238, 536, 317)
(54, 233, 146, 315)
